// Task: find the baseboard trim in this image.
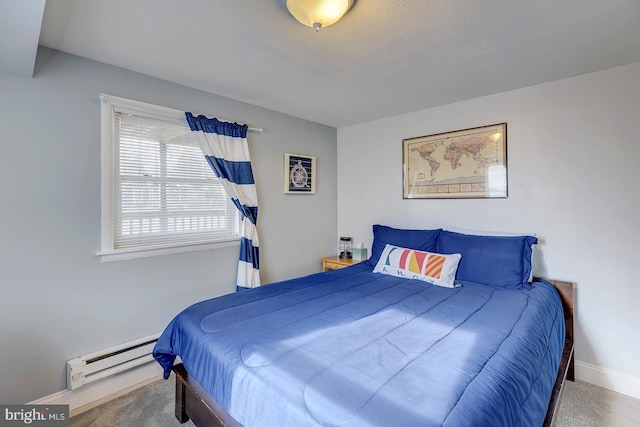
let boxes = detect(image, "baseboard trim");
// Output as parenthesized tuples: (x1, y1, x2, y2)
(576, 360, 640, 399)
(28, 362, 164, 416)
(29, 359, 640, 414)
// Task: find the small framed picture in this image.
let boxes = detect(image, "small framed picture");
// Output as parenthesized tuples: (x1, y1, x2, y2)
(284, 153, 316, 194)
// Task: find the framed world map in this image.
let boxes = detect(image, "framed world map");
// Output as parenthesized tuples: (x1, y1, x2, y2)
(402, 123, 507, 199)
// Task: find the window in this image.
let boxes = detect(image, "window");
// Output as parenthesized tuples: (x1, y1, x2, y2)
(98, 95, 239, 261)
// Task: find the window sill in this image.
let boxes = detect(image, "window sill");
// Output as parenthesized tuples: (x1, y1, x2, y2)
(96, 239, 240, 262)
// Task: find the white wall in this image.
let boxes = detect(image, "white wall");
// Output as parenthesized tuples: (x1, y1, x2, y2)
(0, 47, 337, 403)
(338, 62, 640, 395)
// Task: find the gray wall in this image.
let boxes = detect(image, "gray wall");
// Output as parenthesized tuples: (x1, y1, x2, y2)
(0, 47, 337, 403)
(338, 62, 640, 394)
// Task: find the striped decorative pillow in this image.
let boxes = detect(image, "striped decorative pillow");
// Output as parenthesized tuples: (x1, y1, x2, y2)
(373, 244, 462, 288)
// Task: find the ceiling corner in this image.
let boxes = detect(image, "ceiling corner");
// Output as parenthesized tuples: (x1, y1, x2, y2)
(0, 0, 46, 77)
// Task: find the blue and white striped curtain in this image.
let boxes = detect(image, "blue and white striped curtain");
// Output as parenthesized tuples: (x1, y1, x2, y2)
(185, 112, 260, 290)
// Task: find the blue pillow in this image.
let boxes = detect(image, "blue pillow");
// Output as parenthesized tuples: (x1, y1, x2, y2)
(369, 225, 442, 266)
(435, 230, 538, 288)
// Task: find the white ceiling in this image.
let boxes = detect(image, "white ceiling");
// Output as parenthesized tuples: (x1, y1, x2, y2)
(3, 0, 640, 127)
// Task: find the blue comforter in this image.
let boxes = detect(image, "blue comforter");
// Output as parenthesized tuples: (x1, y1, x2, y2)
(154, 262, 565, 427)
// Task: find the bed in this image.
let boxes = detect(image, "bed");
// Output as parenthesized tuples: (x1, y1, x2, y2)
(154, 226, 575, 427)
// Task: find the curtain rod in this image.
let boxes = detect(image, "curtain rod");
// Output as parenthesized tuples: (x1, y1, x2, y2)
(221, 120, 262, 134)
(100, 94, 263, 134)
(199, 112, 262, 134)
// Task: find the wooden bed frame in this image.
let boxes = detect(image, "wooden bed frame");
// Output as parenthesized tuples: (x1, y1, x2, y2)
(171, 278, 575, 427)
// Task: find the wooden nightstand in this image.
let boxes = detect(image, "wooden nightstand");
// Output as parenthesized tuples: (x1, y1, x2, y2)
(322, 256, 358, 272)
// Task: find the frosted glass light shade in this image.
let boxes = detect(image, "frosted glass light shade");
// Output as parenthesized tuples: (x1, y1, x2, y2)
(286, 0, 353, 31)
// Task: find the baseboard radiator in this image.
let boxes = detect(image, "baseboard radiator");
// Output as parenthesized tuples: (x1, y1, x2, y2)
(67, 333, 160, 390)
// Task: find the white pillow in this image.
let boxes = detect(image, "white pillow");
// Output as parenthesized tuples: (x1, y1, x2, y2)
(373, 244, 462, 288)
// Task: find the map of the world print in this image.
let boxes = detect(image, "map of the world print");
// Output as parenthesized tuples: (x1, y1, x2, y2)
(403, 123, 507, 199)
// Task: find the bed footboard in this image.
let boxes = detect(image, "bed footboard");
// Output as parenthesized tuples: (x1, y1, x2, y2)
(173, 364, 241, 427)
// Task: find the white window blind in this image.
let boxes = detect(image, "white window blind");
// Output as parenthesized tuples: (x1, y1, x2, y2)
(99, 95, 239, 259)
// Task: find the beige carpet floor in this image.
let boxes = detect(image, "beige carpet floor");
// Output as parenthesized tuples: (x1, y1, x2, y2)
(70, 377, 640, 426)
(555, 380, 640, 426)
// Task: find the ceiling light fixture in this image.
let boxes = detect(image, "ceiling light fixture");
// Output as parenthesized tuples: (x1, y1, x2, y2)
(286, 0, 354, 32)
